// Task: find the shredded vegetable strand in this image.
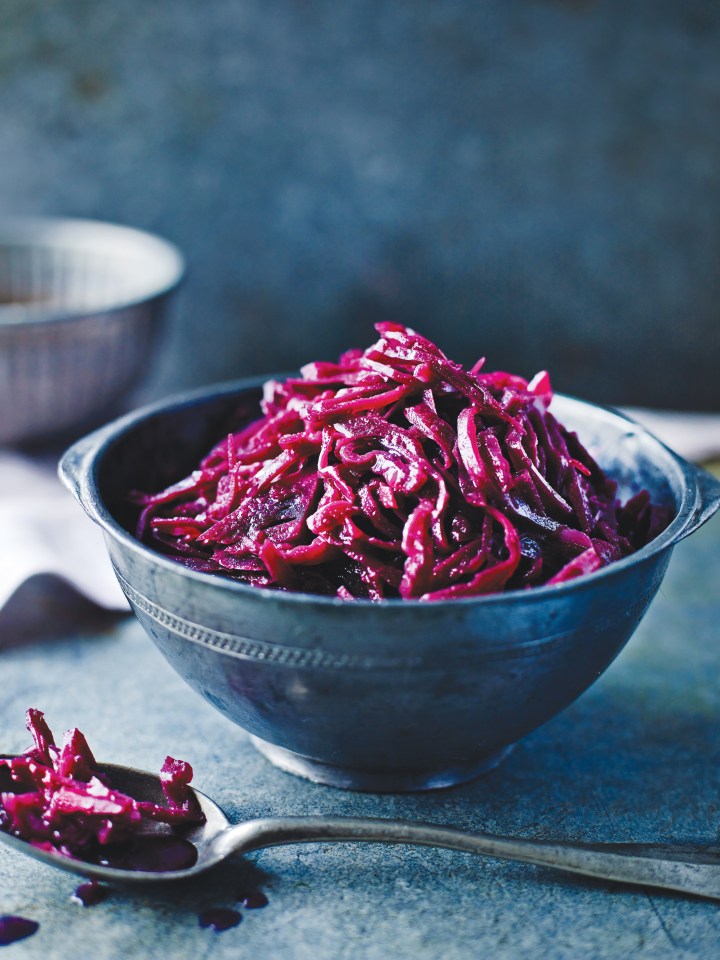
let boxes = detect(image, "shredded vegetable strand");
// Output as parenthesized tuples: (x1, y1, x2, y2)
(131, 325, 670, 600)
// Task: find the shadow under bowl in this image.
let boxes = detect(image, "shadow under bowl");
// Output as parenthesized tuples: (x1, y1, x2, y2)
(60, 381, 720, 791)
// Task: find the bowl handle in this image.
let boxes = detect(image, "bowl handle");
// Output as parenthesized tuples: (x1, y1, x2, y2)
(678, 465, 720, 542)
(58, 423, 117, 524)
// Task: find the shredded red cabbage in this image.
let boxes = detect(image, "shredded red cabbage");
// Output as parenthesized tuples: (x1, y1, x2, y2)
(0, 709, 204, 860)
(132, 324, 671, 600)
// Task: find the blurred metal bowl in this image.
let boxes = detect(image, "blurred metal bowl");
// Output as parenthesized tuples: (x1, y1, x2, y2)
(60, 381, 720, 792)
(0, 217, 184, 445)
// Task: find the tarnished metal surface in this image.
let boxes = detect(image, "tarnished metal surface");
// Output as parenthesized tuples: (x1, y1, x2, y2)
(60, 382, 720, 790)
(7, 761, 720, 904)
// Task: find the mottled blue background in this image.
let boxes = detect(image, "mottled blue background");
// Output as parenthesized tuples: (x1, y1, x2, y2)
(1, 1, 718, 408)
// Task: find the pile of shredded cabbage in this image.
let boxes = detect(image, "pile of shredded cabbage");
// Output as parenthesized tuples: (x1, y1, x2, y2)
(132, 324, 670, 601)
(0, 709, 203, 859)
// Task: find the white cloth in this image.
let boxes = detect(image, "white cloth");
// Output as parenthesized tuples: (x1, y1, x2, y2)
(621, 408, 720, 465)
(0, 451, 128, 612)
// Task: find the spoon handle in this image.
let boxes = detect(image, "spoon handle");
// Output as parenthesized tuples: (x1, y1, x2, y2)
(224, 816, 720, 902)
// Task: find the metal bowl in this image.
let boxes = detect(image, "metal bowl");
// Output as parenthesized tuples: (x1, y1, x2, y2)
(0, 217, 184, 445)
(60, 380, 720, 792)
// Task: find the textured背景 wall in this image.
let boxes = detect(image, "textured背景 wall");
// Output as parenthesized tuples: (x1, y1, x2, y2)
(0, 1, 718, 410)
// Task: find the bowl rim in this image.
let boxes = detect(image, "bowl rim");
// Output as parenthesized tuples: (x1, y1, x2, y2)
(60, 376, 717, 611)
(0, 216, 185, 328)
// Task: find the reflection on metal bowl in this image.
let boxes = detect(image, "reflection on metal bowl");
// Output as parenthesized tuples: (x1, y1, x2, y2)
(60, 381, 720, 791)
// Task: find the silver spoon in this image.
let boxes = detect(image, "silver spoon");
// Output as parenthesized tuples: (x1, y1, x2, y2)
(2, 763, 720, 902)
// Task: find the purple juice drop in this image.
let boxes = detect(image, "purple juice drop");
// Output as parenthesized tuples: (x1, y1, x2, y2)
(0, 916, 39, 946)
(198, 907, 242, 932)
(71, 881, 108, 907)
(98, 835, 198, 872)
(238, 890, 269, 909)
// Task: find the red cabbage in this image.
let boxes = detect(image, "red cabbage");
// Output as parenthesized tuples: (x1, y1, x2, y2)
(0, 709, 204, 860)
(132, 324, 671, 600)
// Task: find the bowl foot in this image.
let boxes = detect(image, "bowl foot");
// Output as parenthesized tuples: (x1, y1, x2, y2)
(249, 736, 515, 792)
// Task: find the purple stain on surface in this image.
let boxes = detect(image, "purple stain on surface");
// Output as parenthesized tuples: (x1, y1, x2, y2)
(71, 881, 108, 907)
(0, 916, 39, 946)
(238, 890, 269, 909)
(198, 907, 242, 932)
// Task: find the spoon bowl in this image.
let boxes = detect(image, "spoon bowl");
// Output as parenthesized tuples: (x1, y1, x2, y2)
(0, 764, 229, 884)
(3, 762, 720, 903)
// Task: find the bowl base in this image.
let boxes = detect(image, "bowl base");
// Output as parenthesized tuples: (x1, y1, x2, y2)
(249, 736, 515, 792)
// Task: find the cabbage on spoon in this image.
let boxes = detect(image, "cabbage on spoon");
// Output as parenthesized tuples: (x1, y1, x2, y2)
(0, 709, 204, 862)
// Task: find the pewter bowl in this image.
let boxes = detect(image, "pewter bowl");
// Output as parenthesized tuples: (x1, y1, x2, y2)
(0, 217, 184, 445)
(60, 380, 720, 792)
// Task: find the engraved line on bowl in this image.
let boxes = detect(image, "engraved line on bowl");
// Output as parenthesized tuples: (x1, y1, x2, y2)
(115, 571, 423, 670)
(113, 568, 656, 670)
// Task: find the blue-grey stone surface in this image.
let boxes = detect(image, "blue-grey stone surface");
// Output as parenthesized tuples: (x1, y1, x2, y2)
(0, 514, 718, 957)
(0, 1, 719, 410)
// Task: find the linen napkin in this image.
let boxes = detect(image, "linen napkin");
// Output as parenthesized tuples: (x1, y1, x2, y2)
(622, 408, 720, 466)
(0, 451, 128, 613)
